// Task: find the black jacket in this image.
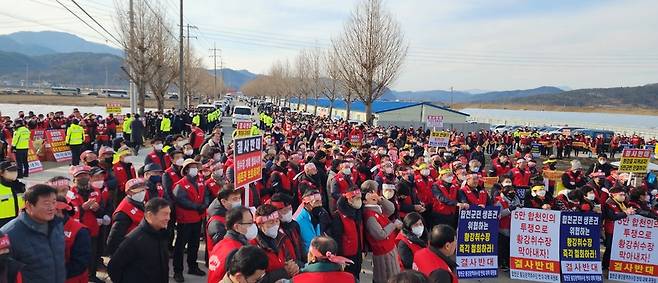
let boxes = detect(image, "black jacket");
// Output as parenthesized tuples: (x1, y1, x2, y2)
(106, 198, 145, 255)
(108, 220, 169, 283)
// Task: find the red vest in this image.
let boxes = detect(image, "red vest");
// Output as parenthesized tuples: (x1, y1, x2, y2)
(208, 237, 244, 283)
(510, 167, 531, 187)
(70, 186, 102, 237)
(165, 167, 182, 198)
(493, 160, 512, 176)
(461, 186, 488, 206)
(269, 170, 292, 192)
(432, 182, 458, 215)
(495, 195, 511, 230)
(604, 198, 626, 234)
(113, 163, 136, 192)
(413, 248, 458, 283)
(145, 184, 165, 201)
(191, 127, 205, 149)
(148, 151, 171, 169)
(205, 214, 226, 253)
(205, 178, 222, 199)
(64, 218, 88, 283)
(363, 209, 396, 256)
(395, 233, 424, 254)
(338, 212, 363, 257)
(414, 175, 435, 206)
(292, 271, 355, 283)
(113, 198, 144, 234)
(252, 234, 298, 272)
(174, 177, 206, 223)
(333, 173, 353, 196)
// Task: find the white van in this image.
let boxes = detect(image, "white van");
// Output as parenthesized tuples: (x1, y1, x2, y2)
(232, 106, 253, 127)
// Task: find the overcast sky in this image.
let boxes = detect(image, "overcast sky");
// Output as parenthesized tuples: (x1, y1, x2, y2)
(1, 0, 657, 92)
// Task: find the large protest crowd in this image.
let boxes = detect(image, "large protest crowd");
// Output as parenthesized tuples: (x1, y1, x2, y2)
(0, 100, 656, 283)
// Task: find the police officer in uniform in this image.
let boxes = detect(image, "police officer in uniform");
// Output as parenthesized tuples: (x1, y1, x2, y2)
(66, 119, 85, 166)
(10, 119, 30, 178)
(0, 162, 25, 228)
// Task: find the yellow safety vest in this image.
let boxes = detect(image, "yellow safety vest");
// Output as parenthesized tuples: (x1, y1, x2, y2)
(163, 145, 172, 154)
(11, 126, 30, 150)
(0, 183, 24, 220)
(160, 117, 171, 132)
(192, 115, 200, 126)
(66, 124, 85, 145)
(123, 117, 133, 134)
(250, 125, 260, 136)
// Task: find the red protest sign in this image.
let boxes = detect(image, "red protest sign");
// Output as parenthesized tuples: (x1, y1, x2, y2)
(45, 129, 72, 162)
(233, 135, 263, 189)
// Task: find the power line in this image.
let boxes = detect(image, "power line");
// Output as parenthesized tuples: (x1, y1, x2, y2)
(70, 0, 122, 45)
(53, 0, 119, 46)
(143, 0, 177, 39)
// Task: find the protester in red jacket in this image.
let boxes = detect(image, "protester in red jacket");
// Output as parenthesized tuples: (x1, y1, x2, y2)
(412, 224, 458, 283)
(208, 207, 257, 283)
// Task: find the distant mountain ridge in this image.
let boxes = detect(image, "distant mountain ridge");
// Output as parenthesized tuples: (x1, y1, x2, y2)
(0, 31, 123, 56)
(506, 84, 658, 109)
(206, 68, 258, 90)
(383, 86, 564, 103)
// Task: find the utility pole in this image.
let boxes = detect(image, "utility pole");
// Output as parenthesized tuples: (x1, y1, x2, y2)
(178, 0, 185, 110)
(129, 0, 136, 114)
(450, 86, 454, 106)
(181, 23, 197, 105)
(25, 64, 29, 88)
(209, 44, 221, 99)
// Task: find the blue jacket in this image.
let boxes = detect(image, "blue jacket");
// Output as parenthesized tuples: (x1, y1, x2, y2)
(0, 212, 65, 283)
(295, 208, 321, 255)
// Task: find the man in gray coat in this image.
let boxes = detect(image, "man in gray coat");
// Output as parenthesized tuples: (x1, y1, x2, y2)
(0, 184, 65, 283)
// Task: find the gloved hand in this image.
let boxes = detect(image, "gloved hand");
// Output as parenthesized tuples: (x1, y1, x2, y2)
(102, 215, 111, 226)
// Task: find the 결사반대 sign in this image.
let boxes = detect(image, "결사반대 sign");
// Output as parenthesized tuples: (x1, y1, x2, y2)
(456, 206, 501, 279)
(510, 208, 561, 283)
(609, 215, 658, 283)
(233, 135, 263, 189)
(559, 212, 602, 283)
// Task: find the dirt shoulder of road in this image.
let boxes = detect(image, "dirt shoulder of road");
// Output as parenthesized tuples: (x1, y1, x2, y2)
(0, 93, 178, 109)
(453, 103, 658, 116)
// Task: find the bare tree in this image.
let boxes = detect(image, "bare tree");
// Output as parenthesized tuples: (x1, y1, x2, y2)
(294, 49, 312, 112)
(116, 1, 161, 114)
(146, 5, 178, 111)
(323, 47, 343, 118)
(308, 47, 322, 115)
(332, 0, 408, 124)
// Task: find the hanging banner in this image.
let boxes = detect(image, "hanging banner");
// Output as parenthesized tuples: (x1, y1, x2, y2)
(618, 149, 651, 173)
(456, 206, 501, 279)
(233, 135, 263, 189)
(532, 142, 541, 158)
(510, 208, 561, 283)
(44, 129, 72, 162)
(426, 115, 444, 128)
(350, 134, 361, 148)
(609, 215, 658, 283)
(429, 131, 450, 148)
(559, 212, 602, 283)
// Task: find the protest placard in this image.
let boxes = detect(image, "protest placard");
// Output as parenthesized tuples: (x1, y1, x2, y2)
(429, 131, 450, 148)
(27, 140, 43, 174)
(44, 129, 72, 162)
(510, 208, 561, 283)
(609, 215, 658, 283)
(235, 121, 252, 138)
(456, 206, 501, 279)
(106, 103, 122, 114)
(426, 115, 444, 128)
(233, 135, 263, 189)
(618, 149, 651, 173)
(559, 212, 602, 283)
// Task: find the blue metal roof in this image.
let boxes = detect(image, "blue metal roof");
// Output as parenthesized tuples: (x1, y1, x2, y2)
(290, 98, 469, 116)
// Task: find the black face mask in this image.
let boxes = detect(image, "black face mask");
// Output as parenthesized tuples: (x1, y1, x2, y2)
(104, 157, 113, 164)
(279, 161, 289, 168)
(87, 160, 99, 167)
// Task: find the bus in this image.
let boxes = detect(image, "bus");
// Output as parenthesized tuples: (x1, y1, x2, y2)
(51, 87, 81, 96)
(101, 89, 129, 98)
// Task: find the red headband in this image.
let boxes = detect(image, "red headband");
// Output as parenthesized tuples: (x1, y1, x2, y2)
(267, 200, 287, 210)
(309, 245, 354, 266)
(48, 179, 71, 188)
(255, 211, 280, 224)
(343, 189, 361, 198)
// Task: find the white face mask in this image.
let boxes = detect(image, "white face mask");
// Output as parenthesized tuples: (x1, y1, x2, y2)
(280, 211, 293, 223)
(264, 225, 279, 238)
(350, 199, 363, 209)
(383, 189, 395, 199)
(385, 168, 394, 174)
(443, 176, 454, 183)
(154, 144, 163, 151)
(472, 167, 480, 173)
(412, 225, 424, 237)
(184, 150, 194, 156)
(187, 168, 198, 177)
(175, 158, 184, 166)
(587, 194, 596, 201)
(645, 195, 651, 203)
(599, 160, 606, 165)
(421, 169, 430, 176)
(213, 153, 222, 161)
(91, 180, 104, 188)
(131, 190, 146, 202)
(536, 190, 547, 197)
(230, 201, 242, 209)
(245, 224, 258, 240)
(342, 168, 352, 175)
